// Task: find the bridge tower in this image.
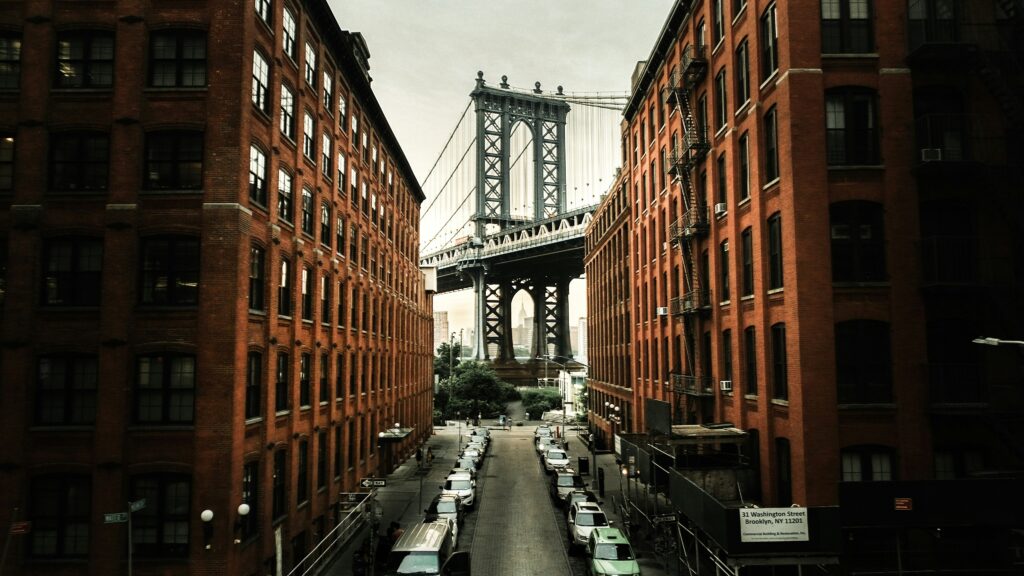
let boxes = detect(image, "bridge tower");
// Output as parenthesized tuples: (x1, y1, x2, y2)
(461, 72, 575, 363)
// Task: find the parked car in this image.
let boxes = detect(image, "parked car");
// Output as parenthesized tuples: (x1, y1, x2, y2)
(466, 437, 487, 453)
(535, 436, 557, 455)
(459, 448, 482, 468)
(535, 425, 552, 439)
(440, 474, 476, 509)
(566, 489, 601, 509)
(449, 466, 476, 479)
(550, 469, 586, 502)
(383, 518, 469, 576)
(586, 527, 640, 576)
(423, 493, 464, 546)
(455, 457, 478, 472)
(469, 427, 490, 439)
(543, 448, 570, 472)
(567, 502, 610, 553)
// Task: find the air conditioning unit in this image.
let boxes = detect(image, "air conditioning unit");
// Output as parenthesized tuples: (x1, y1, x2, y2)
(714, 203, 728, 216)
(920, 148, 943, 162)
(656, 306, 669, 317)
(720, 380, 733, 392)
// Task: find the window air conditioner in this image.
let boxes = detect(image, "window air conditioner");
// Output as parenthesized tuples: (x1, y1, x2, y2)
(920, 148, 943, 162)
(656, 306, 669, 317)
(720, 380, 733, 392)
(714, 203, 728, 216)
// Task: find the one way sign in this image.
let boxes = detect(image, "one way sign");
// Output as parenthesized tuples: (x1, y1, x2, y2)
(360, 477, 387, 488)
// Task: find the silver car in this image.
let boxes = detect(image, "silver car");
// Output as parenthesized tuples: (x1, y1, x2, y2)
(543, 448, 570, 472)
(440, 474, 476, 508)
(567, 502, 609, 552)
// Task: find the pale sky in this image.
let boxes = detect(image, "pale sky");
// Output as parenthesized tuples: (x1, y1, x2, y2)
(329, 0, 675, 336)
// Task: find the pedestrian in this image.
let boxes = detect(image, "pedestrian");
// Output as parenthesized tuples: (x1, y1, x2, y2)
(426, 447, 434, 466)
(415, 447, 422, 469)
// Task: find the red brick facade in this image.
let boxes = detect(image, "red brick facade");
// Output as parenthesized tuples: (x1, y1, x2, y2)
(0, 0, 434, 573)
(589, 0, 1022, 520)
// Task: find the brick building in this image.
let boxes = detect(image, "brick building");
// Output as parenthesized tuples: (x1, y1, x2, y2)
(587, 0, 1023, 572)
(0, 0, 434, 573)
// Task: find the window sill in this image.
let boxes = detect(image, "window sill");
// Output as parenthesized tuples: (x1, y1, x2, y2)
(275, 410, 291, 417)
(734, 100, 751, 117)
(126, 424, 195, 431)
(719, 299, 731, 307)
(770, 398, 789, 407)
(838, 403, 896, 411)
(245, 417, 264, 426)
(762, 177, 780, 191)
(731, 5, 747, 26)
(300, 404, 311, 411)
(278, 314, 293, 321)
(758, 70, 780, 92)
(740, 294, 754, 301)
(744, 394, 758, 402)
(767, 287, 784, 295)
(28, 425, 95, 432)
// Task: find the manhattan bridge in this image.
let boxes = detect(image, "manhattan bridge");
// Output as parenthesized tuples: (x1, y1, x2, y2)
(418, 72, 625, 378)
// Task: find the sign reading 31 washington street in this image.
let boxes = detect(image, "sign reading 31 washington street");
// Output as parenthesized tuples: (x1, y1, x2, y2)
(739, 507, 809, 542)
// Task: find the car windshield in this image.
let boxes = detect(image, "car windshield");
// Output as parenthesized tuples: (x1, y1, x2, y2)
(575, 512, 608, 527)
(594, 543, 634, 560)
(457, 459, 474, 468)
(547, 451, 567, 460)
(445, 480, 472, 490)
(386, 551, 440, 574)
(437, 501, 457, 513)
(557, 475, 585, 488)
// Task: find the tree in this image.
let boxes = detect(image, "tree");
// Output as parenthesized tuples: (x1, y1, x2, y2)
(433, 341, 462, 382)
(447, 361, 519, 420)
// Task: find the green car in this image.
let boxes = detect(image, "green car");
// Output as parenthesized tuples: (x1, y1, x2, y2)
(586, 527, 640, 576)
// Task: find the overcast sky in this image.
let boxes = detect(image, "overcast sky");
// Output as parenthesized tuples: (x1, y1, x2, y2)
(328, 0, 674, 341)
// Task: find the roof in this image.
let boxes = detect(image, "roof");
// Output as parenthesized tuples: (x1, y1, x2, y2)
(591, 527, 630, 543)
(668, 424, 748, 445)
(624, 0, 691, 120)
(391, 520, 451, 552)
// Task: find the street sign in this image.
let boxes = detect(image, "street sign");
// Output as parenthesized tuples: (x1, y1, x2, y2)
(104, 512, 129, 524)
(9, 521, 31, 534)
(129, 499, 146, 512)
(359, 477, 387, 488)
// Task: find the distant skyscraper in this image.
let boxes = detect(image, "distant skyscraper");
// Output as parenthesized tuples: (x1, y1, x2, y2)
(434, 311, 450, 354)
(577, 316, 587, 362)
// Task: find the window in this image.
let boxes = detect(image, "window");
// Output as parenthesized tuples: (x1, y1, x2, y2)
(42, 237, 102, 306)
(767, 213, 783, 289)
(714, 68, 728, 130)
(348, 226, 358, 261)
(56, 32, 114, 88)
(282, 7, 297, 60)
(735, 40, 750, 108)
(272, 450, 287, 519)
(737, 132, 750, 201)
(245, 351, 262, 419)
(763, 106, 778, 182)
(320, 202, 331, 247)
(743, 326, 757, 395)
(0, 35, 21, 89)
(50, 132, 109, 191)
(149, 31, 206, 87)
(338, 93, 348, 131)
(321, 133, 332, 176)
(299, 352, 311, 407)
(830, 201, 885, 282)
(301, 266, 313, 321)
(719, 240, 730, 301)
(249, 245, 266, 311)
(277, 168, 293, 222)
(775, 438, 792, 505)
(716, 154, 727, 204)
(280, 84, 295, 140)
(36, 355, 97, 425)
(304, 42, 317, 88)
(741, 227, 753, 296)
(255, 0, 272, 26)
(320, 274, 331, 324)
(302, 111, 315, 160)
(337, 152, 346, 190)
(822, 0, 873, 53)
(29, 476, 91, 558)
(770, 323, 787, 400)
(337, 281, 346, 327)
(696, 18, 706, 50)
(140, 236, 200, 305)
(279, 256, 292, 316)
(760, 4, 778, 80)
(713, 0, 725, 45)
(130, 475, 191, 557)
(251, 50, 270, 113)
(297, 439, 309, 504)
(0, 135, 13, 190)
(908, 0, 958, 48)
(722, 329, 733, 385)
(733, 0, 747, 17)
(319, 352, 329, 402)
(322, 71, 333, 111)
(317, 431, 327, 488)
(249, 144, 268, 205)
(841, 446, 894, 481)
(835, 320, 892, 403)
(275, 352, 290, 411)
(240, 462, 259, 539)
(334, 426, 342, 476)
(144, 131, 203, 189)
(301, 188, 314, 235)
(136, 354, 195, 423)
(825, 88, 878, 165)
(335, 352, 345, 396)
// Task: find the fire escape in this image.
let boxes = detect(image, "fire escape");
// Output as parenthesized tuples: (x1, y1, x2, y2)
(664, 44, 714, 424)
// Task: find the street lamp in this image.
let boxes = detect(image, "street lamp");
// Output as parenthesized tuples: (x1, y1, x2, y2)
(973, 337, 1024, 347)
(200, 509, 214, 550)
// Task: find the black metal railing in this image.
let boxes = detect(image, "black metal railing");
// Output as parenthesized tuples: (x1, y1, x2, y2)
(669, 373, 713, 396)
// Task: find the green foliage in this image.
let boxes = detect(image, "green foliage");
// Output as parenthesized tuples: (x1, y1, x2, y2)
(433, 342, 462, 381)
(438, 361, 519, 420)
(520, 387, 563, 420)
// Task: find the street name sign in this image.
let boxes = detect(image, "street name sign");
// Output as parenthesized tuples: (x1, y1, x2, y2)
(104, 512, 129, 524)
(360, 477, 387, 488)
(130, 498, 146, 512)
